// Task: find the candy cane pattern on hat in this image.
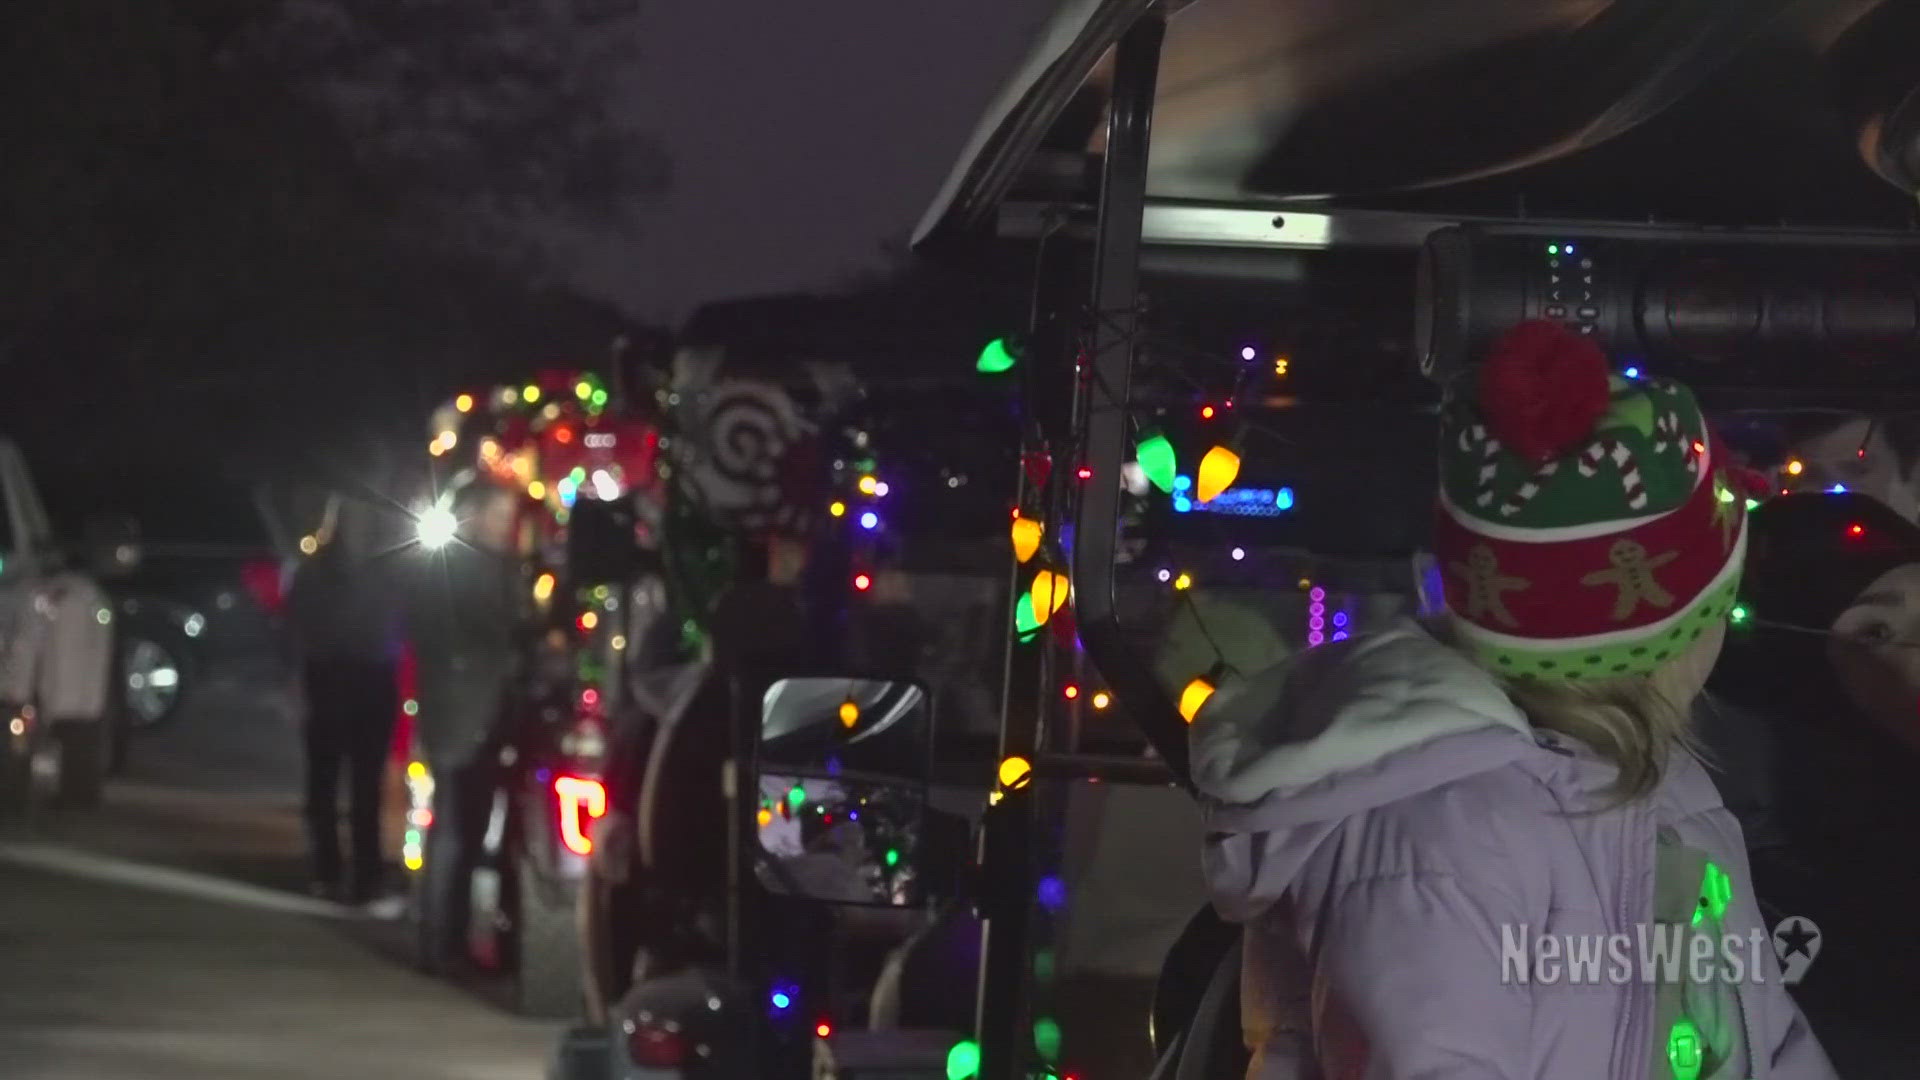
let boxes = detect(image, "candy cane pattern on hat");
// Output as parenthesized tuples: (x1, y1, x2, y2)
(1651, 411, 1680, 453)
(1577, 439, 1648, 510)
(1649, 411, 1702, 476)
(1499, 460, 1560, 517)
(1463, 424, 1507, 507)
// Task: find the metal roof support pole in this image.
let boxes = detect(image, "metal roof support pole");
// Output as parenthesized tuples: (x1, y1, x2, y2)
(971, 235, 1073, 1080)
(1071, 9, 1191, 788)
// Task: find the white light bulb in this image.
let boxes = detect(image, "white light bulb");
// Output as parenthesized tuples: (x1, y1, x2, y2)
(415, 507, 457, 550)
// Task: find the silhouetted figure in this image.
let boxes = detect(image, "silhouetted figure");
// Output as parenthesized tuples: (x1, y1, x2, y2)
(286, 500, 402, 904)
(409, 481, 523, 969)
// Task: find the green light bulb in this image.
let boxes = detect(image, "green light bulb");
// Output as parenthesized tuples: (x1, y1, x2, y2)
(1668, 1018, 1703, 1080)
(976, 338, 1017, 374)
(1032, 949, 1056, 983)
(946, 1040, 981, 1080)
(885, 848, 900, 867)
(1697, 861, 1733, 925)
(1033, 1017, 1062, 1064)
(788, 785, 807, 809)
(1730, 605, 1750, 625)
(1136, 433, 1177, 493)
(1014, 591, 1041, 635)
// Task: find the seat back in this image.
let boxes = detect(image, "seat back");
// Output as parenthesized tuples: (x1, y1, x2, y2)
(1151, 904, 1242, 1056)
(1174, 930, 1248, 1080)
(636, 669, 732, 894)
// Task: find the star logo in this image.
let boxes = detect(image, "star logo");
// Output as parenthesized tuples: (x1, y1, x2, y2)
(1772, 916, 1823, 986)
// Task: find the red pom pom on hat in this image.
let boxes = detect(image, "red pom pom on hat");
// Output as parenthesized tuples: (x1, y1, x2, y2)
(1477, 320, 1612, 463)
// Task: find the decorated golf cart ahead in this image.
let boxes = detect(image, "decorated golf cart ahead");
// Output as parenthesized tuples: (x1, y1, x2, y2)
(401, 365, 669, 1015)
(787, 2, 1920, 1079)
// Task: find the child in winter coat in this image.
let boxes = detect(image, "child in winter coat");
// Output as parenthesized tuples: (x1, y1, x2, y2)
(1191, 320, 1837, 1079)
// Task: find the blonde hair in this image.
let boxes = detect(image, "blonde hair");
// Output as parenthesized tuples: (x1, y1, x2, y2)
(1499, 673, 1695, 802)
(1429, 617, 1708, 802)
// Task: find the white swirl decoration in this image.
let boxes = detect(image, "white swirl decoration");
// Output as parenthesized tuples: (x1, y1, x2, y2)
(688, 379, 808, 524)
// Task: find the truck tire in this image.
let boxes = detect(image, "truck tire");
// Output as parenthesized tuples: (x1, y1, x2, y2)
(53, 720, 107, 809)
(513, 850, 584, 1018)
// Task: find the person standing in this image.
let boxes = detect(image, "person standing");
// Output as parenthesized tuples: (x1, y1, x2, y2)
(409, 480, 525, 973)
(286, 496, 403, 905)
(1704, 492, 1920, 1079)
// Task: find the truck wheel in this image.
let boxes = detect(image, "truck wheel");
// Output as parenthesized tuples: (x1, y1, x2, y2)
(53, 720, 107, 809)
(121, 633, 191, 732)
(513, 851, 584, 1018)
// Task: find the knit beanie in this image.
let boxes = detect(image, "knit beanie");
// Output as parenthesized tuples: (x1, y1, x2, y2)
(1434, 320, 1745, 679)
(1742, 492, 1920, 633)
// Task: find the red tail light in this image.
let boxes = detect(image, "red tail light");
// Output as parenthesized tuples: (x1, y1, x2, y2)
(554, 775, 607, 856)
(240, 558, 284, 614)
(627, 1023, 688, 1067)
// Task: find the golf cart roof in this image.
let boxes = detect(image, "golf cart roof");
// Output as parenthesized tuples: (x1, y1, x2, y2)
(676, 268, 1030, 376)
(914, 0, 1920, 252)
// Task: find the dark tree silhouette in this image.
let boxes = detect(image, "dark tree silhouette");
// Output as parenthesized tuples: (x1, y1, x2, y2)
(2, 0, 665, 484)
(227, 0, 669, 264)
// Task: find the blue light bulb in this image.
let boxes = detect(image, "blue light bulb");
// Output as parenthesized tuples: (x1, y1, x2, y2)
(1275, 487, 1295, 511)
(1172, 496, 1191, 513)
(1173, 475, 1191, 492)
(859, 512, 879, 530)
(1624, 367, 1640, 380)
(1829, 484, 1847, 494)
(772, 992, 792, 1010)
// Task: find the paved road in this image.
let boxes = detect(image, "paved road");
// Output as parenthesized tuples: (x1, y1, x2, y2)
(0, 657, 562, 1079)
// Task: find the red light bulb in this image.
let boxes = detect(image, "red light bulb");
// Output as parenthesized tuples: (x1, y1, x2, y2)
(1850, 523, 1865, 537)
(815, 1022, 832, 1038)
(853, 573, 872, 591)
(1063, 684, 1079, 700)
(1201, 405, 1216, 419)
(1076, 467, 1092, 480)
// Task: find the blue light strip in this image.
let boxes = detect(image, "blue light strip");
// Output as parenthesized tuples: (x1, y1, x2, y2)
(1173, 485, 1296, 516)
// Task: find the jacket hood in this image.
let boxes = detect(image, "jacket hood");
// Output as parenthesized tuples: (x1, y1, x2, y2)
(1190, 619, 1539, 919)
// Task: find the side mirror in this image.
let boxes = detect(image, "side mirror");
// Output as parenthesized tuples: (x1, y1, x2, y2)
(755, 677, 932, 908)
(565, 497, 638, 584)
(85, 514, 142, 577)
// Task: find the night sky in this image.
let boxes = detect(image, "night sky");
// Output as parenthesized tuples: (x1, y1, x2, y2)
(569, 1, 1057, 322)
(5, 0, 1051, 535)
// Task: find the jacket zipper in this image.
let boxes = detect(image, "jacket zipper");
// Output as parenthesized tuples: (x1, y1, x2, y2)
(1615, 802, 1654, 1080)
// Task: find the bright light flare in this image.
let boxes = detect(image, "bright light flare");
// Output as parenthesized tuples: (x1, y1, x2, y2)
(415, 506, 458, 550)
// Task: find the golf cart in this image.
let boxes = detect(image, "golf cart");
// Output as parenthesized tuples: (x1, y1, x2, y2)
(403, 369, 662, 1017)
(899, 1, 1920, 1077)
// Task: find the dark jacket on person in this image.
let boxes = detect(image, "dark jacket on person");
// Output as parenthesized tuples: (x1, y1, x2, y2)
(1705, 632, 1920, 1080)
(406, 542, 523, 765)
(285, 541, 401, 666)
